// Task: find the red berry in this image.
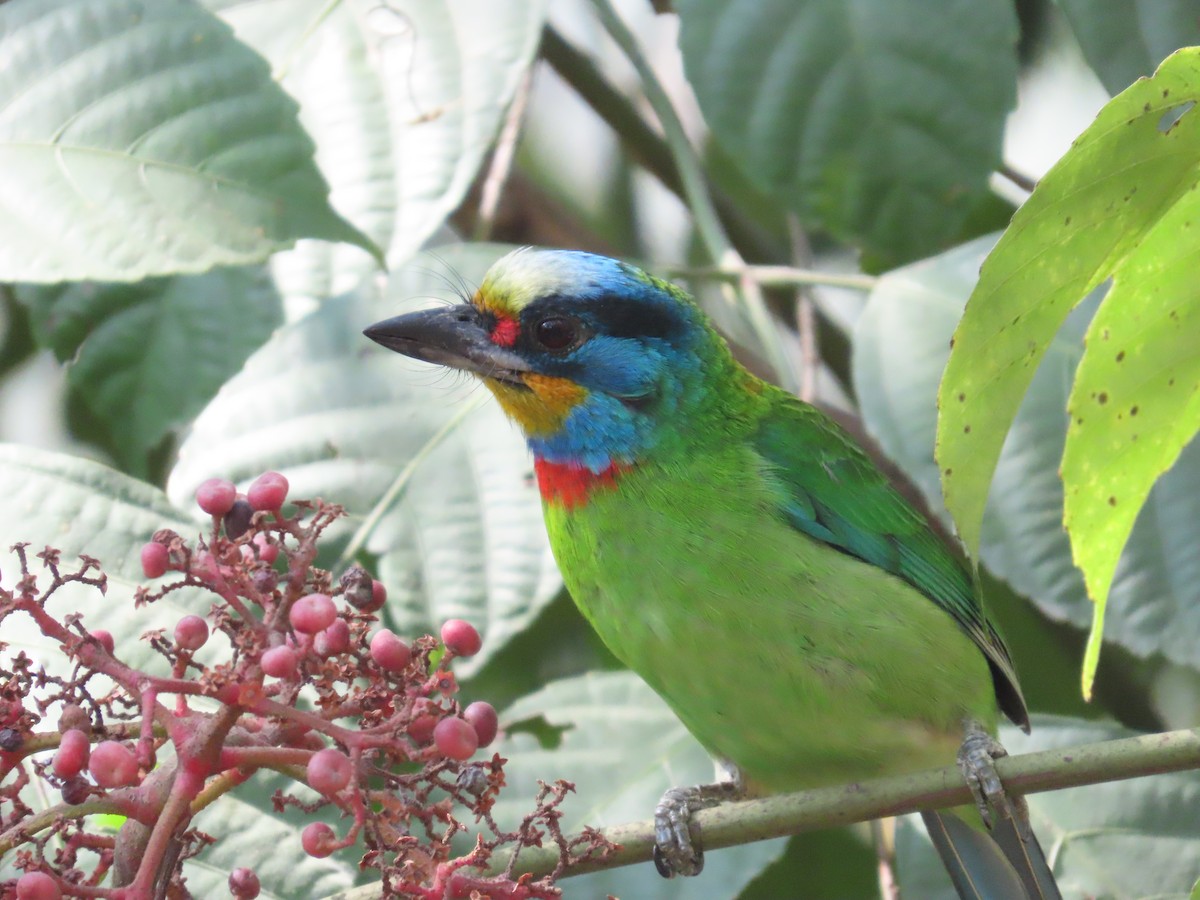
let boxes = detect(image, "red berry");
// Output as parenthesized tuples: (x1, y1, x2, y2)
(196, 478, 237, 517)
(140, 542, 169, 578)
(228, 867, 261, 899)
(89, 740, 139, 788)
(314, 619, 350, 657)
(301, 822, 337, 858)
(53, 729, 91, 779)
(369, 629, 411, 671)
(253, 532, 279, 564)
(306, 748, 353, 795)
(462, 702, 499, 747)
(433, 716, 478, 761)
(173, 615, 209, 651)
(15, 871, 60, 900)
(370, 580, 387, 610)
(247, 471, 289, 511)
(90, 630, 114, 655)
(441, 619, 481, 658)
(261, 646, 298, 679)
(290, 593, 336, 634)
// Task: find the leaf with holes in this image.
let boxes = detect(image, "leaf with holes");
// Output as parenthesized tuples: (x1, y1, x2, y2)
(856, 236, 1200, 682)
(168, 244, 560, 676)
(0, 0, 376, 283)
(676, 0, 1017, 266)
(208, 0, 548, 300)
(936, 49, 1200, 692)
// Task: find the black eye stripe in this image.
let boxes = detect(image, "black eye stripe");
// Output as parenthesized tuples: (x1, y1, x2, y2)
(522, 295, 684, 342)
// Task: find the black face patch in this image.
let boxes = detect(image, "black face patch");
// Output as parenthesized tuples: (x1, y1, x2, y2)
(521, 293, 686, 344)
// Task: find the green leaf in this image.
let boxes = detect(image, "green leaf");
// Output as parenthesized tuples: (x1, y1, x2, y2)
(16, 269, 282, 477)
(855, 236, 1200, 679)
(168, 244, 560, 676)
(493, 672, 788, 899)
(1058, 0, 1200, 95)
(186, 791, 354, 897)
(0, 0, 375, 283)
(936, 49, 1200, 693)
(209, 0, 548, 299)
(676, 0, 1017, 266)
(0, 444, 208, 674)
(897, 717, 1200, 900)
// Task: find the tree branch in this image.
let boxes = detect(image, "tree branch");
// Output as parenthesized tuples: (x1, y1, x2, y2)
(326, 727, 1200, 898)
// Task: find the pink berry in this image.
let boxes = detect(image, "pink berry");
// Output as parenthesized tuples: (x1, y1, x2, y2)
(196, 478, 237, 517)
(314, 619, 350, 657)
(441, 619, 481, 658)
(307, 748, 353, 795)
(140, 542, 169, 578)
(90, 630, 114, 655)
(301, 822, 337, 858)
(53, 729, 91, 779)
(433, 716, 478, 761)
(253, 533, 279, 564)
(89, 740, 139, 788)
(228, 867, 261, 899)
(173, 615, 209, 651)
(290, 593, 336, 634)
(15, 871, 60, 900)
(369, 629, 411, 671)
(462, 702, 499, 748)
(261, 646, 298, 679)
(247, 471, 289, 511)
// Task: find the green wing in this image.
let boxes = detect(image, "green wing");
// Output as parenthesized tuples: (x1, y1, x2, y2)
(754, 394, 1028, 731)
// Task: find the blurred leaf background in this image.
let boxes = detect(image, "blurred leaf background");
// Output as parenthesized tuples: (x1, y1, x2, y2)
(2, 0, 1200, 896)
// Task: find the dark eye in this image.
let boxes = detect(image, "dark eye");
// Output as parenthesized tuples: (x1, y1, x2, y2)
(534, 316, 581, 352)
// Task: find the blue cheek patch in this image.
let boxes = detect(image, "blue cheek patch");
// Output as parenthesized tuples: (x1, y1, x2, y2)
(528, 393, 654, 472)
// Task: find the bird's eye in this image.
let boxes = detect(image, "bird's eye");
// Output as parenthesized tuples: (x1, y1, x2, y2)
(534, 316, 581, 352)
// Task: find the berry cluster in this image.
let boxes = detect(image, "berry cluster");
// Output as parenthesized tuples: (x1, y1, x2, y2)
(0, 473, 609, 898)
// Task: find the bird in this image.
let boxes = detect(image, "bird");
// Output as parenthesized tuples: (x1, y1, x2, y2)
(365, 248, 1060, 899)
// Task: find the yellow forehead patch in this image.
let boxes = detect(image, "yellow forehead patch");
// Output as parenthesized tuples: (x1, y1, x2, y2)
(475, 248, 599, 316)
(484, 373, 587, 437)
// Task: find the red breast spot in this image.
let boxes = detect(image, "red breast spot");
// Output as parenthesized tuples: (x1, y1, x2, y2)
(534, 458, 628, 509)
(490, 314, 519, 347)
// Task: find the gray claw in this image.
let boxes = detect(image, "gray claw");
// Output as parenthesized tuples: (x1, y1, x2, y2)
(654, 786, 705, 877)
(957, 721, 1032, 840)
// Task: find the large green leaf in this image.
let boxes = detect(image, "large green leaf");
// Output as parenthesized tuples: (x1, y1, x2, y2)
(854, 236, 1200, 677)
(16, 269, 281, 477)
(936, 50, 1200, 691)
(0, 0, 373, 283)
(1058, 0, 1200, 96)
(897, 717, 1200, 899)
(209, 0, 548, 301)
(676, 0, 1017, 265)
(168, 244, 560, 677)
(493, 672, 788, 899)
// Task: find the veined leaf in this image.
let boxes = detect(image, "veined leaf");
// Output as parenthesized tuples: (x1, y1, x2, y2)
(0, 0, 374, 282)
(936, 49, 1200, 692)
(209, 0, 548, 301)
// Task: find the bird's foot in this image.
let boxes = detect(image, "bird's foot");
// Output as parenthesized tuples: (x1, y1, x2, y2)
(652, 780, 739, 878)
(957, 721, 1031, 840)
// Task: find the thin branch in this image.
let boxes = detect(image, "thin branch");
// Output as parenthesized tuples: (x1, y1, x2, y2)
(667, 264, 877, 292)
(473, 68, 534, 242)
(490, 726, 1200, 880)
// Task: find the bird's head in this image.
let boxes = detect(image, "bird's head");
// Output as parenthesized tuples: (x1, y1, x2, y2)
(366, 249, 748, 490)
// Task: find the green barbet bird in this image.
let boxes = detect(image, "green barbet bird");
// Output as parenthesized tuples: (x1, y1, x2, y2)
(366, 249, 1059, 899)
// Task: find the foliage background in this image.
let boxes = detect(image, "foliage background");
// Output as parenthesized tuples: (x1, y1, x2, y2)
(2, 0, 1200, 897)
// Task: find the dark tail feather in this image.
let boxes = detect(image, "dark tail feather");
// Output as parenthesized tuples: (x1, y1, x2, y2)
(921, 811, 1061, 900)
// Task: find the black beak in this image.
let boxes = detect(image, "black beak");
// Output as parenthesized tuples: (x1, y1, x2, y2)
(364, 305, 531, 387)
